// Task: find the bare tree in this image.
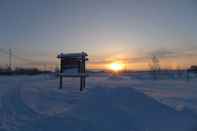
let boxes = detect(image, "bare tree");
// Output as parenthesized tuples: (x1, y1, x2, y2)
(149, 55, 160, 80)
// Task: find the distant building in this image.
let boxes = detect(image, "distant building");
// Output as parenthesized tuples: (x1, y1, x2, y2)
(188, 65, 197, 72)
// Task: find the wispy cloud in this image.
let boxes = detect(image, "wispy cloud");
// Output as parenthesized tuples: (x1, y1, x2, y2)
(147, 47, 197, 59)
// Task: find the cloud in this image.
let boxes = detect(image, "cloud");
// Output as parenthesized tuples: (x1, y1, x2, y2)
(148, 47, 197, 59)
(148, 48, 176, 58)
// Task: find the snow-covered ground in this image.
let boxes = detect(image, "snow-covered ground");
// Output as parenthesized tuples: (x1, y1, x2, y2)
(0, 74, 197, 131)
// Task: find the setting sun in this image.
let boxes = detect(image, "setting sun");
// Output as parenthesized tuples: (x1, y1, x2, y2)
(109, 62, 125, 72)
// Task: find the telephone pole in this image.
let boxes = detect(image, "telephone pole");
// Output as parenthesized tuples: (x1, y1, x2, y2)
(9, 48, 12, 70)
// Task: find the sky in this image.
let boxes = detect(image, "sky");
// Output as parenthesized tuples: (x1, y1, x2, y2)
(0, 0, 197, 70)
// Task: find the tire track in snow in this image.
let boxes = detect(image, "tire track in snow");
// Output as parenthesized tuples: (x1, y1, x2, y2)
(0, 86, 43, 131)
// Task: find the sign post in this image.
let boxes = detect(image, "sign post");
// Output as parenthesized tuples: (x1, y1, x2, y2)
(57, 52, 88, 91)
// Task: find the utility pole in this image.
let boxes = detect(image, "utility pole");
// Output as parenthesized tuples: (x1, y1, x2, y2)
(9, 48, 12, 70)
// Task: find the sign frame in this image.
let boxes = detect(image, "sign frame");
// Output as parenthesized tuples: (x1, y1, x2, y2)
(57, 52, 88, 91)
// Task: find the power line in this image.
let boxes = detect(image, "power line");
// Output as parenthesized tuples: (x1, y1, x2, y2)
(0, 48, 56, 69)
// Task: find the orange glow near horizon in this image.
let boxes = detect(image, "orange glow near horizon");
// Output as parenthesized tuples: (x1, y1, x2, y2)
(87, 55, 197, 71)
(107, 62, 125, 72)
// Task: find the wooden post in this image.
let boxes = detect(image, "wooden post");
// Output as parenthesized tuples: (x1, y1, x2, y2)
(80, 75, 85, 91)
(59, 59, 63, 89)
(80, 77, 83, 91)
(83, 54, 86, 90)
(80, 53, 86, 91)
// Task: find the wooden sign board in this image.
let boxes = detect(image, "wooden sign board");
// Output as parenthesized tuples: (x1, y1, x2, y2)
(57, 52, 88, 91)
(61, 59, 80, 75)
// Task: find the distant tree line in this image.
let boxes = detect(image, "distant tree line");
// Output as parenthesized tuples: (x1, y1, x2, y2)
(0, 67, 51, 75)
(188, 66, 197, 73)
(148, 55, 197, 80)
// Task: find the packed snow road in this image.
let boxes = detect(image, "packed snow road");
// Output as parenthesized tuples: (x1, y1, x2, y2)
(0, 75, 196, 131)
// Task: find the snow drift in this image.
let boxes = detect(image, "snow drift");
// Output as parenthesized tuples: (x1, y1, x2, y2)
(0, 75, 196, 131)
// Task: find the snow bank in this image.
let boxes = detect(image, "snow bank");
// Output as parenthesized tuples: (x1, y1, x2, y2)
(0, 75, 196, 131)
(18, 86, 197, 131)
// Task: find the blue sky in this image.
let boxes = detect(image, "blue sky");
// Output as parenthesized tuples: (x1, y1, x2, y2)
(0, 0, 197, 69)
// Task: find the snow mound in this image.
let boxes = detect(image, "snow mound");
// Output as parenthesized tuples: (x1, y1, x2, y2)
(20, 86, 197, 131)
(107, 76, 130, 81)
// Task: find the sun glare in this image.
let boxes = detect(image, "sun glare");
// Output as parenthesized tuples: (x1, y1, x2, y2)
(109, 62, 125, 72)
